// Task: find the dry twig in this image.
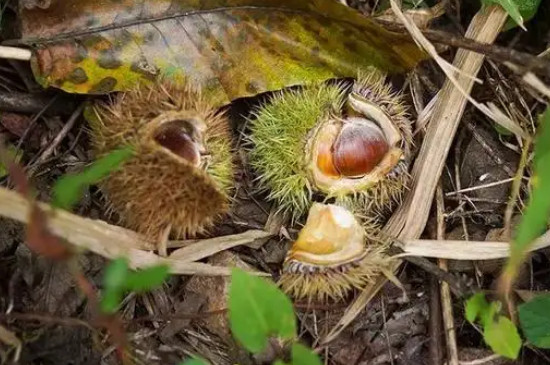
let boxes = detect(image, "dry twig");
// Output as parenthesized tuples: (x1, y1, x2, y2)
(436, 184, 459, 365)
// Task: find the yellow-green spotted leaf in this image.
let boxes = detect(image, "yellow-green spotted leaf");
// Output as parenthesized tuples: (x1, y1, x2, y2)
(12, 0, 426, 107)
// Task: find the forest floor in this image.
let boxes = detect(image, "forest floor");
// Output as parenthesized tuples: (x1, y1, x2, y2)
(1, 0, 550, 364)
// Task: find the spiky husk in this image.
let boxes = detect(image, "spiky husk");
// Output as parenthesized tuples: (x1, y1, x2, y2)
(279, 243, 394, 302)
(87, 81, 234, 240)
(247, 68, 412, 224)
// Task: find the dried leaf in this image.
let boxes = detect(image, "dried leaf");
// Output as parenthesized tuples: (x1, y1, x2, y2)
(14, 0, 426, 106)
(0, 112, 32, 138)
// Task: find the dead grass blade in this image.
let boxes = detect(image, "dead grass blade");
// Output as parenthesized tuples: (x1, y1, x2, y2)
(0, 187, 268, 276)
(398, 231, 550, 259)
(169, 230, 273, 262)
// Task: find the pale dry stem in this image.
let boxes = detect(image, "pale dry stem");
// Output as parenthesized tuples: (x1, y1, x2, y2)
(0, 187, 269, 276)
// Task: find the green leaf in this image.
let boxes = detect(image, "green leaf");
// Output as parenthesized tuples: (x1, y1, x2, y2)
(519, 294, 550, 348)
(100, 288, 124, 314)
(229, 268, 296, 353)
(100, 257, 129, 314)
(178, 357, 210, 365)
(511, 109, 550, 256)
(124, 264, 170, 293)
(482, 0, 524, 29)
(52, 146, 134, 210)
(103, 258, 130, 291)
(16, 0, 427, 107)
(503, 0, 542, 30)
(465, 292, 489, 323)
(484, 316, 522, 359)
(291, 343, 322, 365)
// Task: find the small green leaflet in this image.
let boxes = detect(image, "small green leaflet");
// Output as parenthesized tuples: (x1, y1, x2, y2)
(519, 294, 550, 348)
(465, 293, 521, 359)
(482, 0, 525, 29)
(503, 0, 542, 30)
(99, 257, 170, 314)
(465, 292, 490, 324)
(52, 146, 134, 211)
(511, 108, 550, 257)
(228, 268, 297, 353)
(291, 343, 322, 365)
(484, 316, 522, 359)
(482, 0, 542, 30)
(103, 257, 130, 291)
(464, 293, 500, 328)
(124, 264, 170, 293)
(100, 288, 124, 314)
(100, 258, 130, 314)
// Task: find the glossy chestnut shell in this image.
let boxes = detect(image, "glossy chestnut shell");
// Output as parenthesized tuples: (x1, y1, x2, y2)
(305, 92, 404, 195)
(317, 117, 389, 178)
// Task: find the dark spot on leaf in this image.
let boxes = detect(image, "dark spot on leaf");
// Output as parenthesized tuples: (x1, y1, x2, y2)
(113, 30, 133, 50)
(73, 41, 88, 63)
(210, 41, 225, 53)
(89, 77, 117, 93)
(288, 53, 302, 62)
(318, 35, 329, 44)
(67, 67, 88, 84)
(246, 81, 262, 94)
(204, 77, 220, 90)
(98, 50, 122, 69)
(344, 41, 358, 53)
(85, 15, 100, 28)
(301, 22, 316, 34)
(82, 35, 106, 48)
(144, 30, 158, 44)
(317, 16, 332, 27)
